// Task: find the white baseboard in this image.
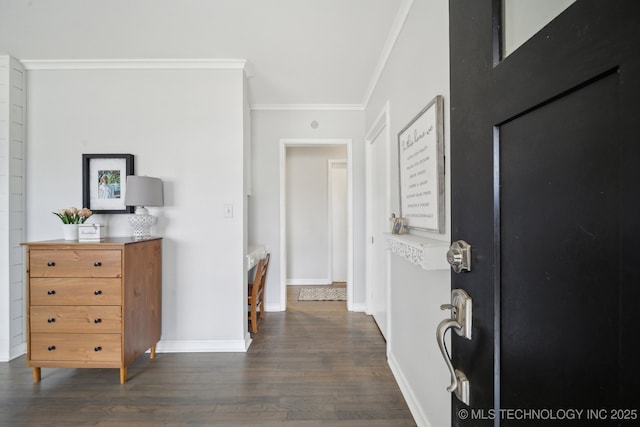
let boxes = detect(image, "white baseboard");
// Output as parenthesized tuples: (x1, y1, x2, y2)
(350, 302, 366, 312)
(155, 339, 249, 353)
(286, 278, 331, 285)
(388, 351, 432, 427)
(0, 342, 27, 362)
(6, 339, 251, 359)
(11, 342, 26, 360)
(266, 303, 284, 312)
(1, 340, 251, 359)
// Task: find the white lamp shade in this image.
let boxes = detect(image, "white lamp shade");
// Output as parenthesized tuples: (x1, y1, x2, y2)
(124, 176, 164, 207)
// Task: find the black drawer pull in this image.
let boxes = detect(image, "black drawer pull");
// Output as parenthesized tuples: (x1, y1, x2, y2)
(94, 346, 102, 352)
(94, 318, 102, 324)
(47, 290, 56, 295)
(47, 262, 55, 267)
(94, 290, 102, 295)
(94, 261, 102, 267)
(47, 346, 56, 351)
(47, 318, 56, 323)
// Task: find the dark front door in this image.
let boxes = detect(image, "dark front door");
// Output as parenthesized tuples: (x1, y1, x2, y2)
(449, 1, 639, 425)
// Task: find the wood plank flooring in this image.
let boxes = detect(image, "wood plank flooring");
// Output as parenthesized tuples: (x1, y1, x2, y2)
(0, 285, 416, 426)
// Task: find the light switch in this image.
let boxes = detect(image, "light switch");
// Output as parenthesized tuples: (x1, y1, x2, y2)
(224, 204, 233, 218)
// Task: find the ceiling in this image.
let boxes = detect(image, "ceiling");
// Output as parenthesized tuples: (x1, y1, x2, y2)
(0, 0, 410, 107)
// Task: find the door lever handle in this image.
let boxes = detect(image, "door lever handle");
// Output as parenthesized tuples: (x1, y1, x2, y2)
(437, 317, 462, 393)
(439, 303, 458, 318)
(436, 289, 472, 405)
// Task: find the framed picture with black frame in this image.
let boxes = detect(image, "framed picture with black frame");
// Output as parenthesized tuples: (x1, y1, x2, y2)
(82, 154, 135, 214)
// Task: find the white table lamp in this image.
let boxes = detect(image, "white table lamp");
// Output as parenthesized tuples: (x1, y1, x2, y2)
(124, 176, 164, 238)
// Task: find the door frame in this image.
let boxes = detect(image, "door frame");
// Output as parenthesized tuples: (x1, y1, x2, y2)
(279, 138, 354, 311)
(364, 102, 391, 335)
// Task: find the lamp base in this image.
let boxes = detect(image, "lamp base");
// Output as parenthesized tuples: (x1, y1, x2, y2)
(128, 214, 155, 238)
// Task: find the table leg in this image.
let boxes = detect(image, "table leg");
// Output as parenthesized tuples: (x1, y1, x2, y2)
(32, 367, 41, 383)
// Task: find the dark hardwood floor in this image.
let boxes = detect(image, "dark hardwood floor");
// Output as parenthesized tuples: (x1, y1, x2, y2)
(0, 285, 416, 426)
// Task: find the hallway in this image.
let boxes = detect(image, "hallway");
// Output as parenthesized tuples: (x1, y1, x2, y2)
(0, 286, 415, 426)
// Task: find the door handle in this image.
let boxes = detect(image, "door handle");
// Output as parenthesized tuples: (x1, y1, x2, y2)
(437, 317, 462, 393)
(436, 289, 472, 405)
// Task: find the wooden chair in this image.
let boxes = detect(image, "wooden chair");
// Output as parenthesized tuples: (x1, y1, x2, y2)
(248, 252, 270, 333)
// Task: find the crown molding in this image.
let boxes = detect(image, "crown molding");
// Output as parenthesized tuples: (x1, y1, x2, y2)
(251, 104, 363, 111)
(20, 59, 247, 70)
(362, 0, 414, 108)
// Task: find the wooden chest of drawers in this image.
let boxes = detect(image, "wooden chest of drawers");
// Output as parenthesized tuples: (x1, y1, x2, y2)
(22, 237, 162, 384)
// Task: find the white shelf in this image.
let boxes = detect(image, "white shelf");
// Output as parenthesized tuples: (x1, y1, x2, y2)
(385, 233, 450, 271)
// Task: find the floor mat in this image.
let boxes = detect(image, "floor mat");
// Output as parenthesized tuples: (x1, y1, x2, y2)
(298, 287, 346, 301)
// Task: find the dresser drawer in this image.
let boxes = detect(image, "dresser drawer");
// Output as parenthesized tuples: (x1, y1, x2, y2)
(31, 306, 121, 333)
(29, 249, 121, 278)
(31, 333, 121, 362)
(30, 278, 121, 305)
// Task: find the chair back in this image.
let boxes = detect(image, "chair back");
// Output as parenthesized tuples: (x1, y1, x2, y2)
(248, 253, 271, 333)
(258, 253, 270, 291)
(250, 252, 270, 303)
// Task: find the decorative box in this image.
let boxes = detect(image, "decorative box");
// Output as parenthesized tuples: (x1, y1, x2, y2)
(78, 223, 107, 241)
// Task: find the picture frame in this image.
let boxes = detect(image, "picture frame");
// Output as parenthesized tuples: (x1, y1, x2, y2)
(397, 95, 445, 233)
(82, 154, 134, 214)
(392, 217, 406, 235)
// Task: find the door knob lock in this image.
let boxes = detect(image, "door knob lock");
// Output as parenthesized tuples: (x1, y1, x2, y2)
(447, 240, 471, 273)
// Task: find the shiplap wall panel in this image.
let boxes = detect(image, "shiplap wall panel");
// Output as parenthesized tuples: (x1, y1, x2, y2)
(0, 55, 26, 361)
(0, 56, 9, 361)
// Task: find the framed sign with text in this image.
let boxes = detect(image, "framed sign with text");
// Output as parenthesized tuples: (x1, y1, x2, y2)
(397, 95, 445, 233)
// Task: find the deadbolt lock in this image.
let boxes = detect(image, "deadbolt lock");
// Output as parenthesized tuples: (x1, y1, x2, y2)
(447, 240, 471, 273)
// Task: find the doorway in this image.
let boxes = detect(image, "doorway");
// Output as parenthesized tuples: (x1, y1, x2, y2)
(279, 139, 354, 311)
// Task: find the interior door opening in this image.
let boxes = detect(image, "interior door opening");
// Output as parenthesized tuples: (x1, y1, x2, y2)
(279, 139, 353, 312)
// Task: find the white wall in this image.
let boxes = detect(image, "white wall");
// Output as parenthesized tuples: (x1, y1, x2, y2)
(286, 146, 346, 284)
(249, 110, 365, 310)
(364, 0, 451, 426)
(25, 65, 249, 351)
(330, 161, 348, 282)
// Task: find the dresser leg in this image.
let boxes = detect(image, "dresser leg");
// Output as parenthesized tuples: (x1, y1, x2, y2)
(150, 344, 157, 359)
(32, 367, 41, 383)
(120, 367, 127, 384)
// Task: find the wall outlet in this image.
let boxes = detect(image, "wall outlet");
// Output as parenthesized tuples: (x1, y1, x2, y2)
(224, 204, 233, 218)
